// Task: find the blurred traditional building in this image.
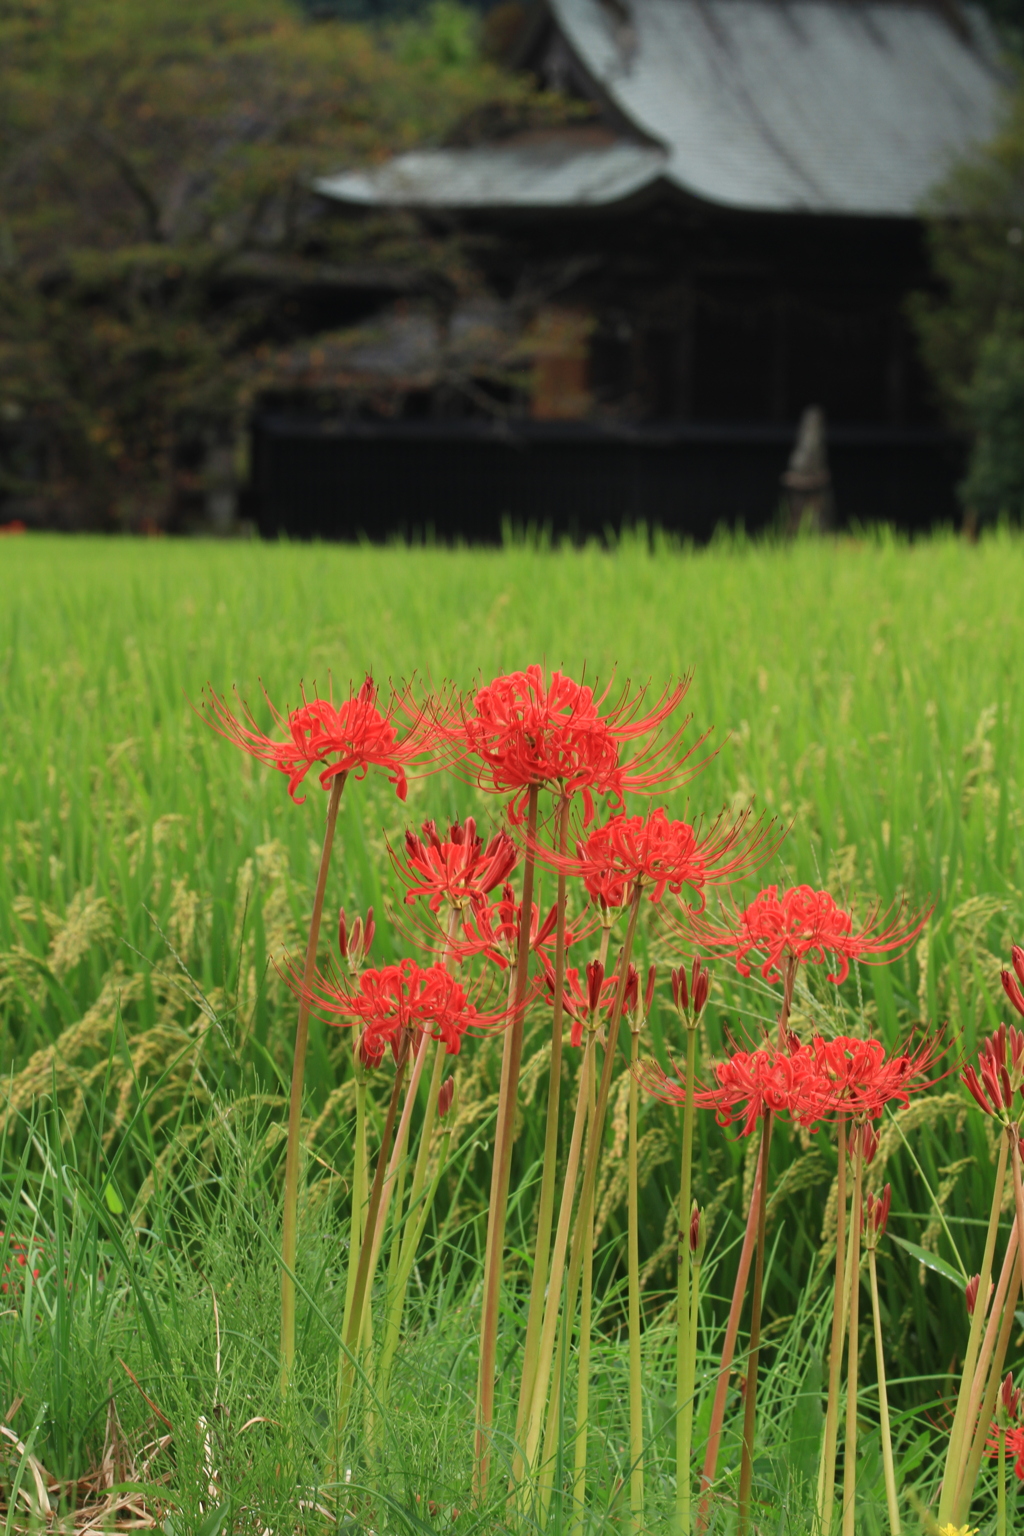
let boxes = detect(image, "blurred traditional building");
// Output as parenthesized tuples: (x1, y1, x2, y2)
(252, 0, 1003, 539)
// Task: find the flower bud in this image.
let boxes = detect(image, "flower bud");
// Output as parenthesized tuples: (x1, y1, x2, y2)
(671, 966, 689, 1014)
(692, 964, 710, 1017)
(586, 960, 605, 1015)
(966, 1273, 981, 1317)
(438, 1077, 455, 1119)
(349, 917, 364, 963)
(644, 964, 657, 1019)
(689, 1201, 707, 1264)
(1003, 964, 1024, 1021)
(624, 965, 640, 1019)
(862, 1123, 879, 1166)
(363, 907, 375, 959)
(1013, 943, 1024, 990)
(338, 907, 348, 961)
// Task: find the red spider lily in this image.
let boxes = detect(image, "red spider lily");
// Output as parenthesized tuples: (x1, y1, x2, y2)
(962, 1022, 1024, 1121)
(449, 667, 703, 825)
(280, 956, 504, 1060)
(861, 1122, 880, 1167)
(808, 1033, 943, 1121)
(998, 1425, 1024, 1477)
(1003, 944, 1024, 1018)
(438, 1077, 455, 1118)
(454, 882, 594, 971)
(542, 807, 773, 913)
(544, 958, 621, 1046)
(865, 1184, 891, 1243)
(987, 1375, 1024, 1463)
(696, 884, 930, 986)
(200, 675, 441, 804)
(393, 818, 518, 914)
(640, 1039, 824, 1138)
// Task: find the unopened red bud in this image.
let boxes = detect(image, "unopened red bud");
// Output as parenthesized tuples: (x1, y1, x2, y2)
(338, 907, 348, 960)
(1002, 1371, 1018, 1412)
(1003, 967, 1024, 1021)
(363, 907, 375, 959)
(438, 1078, 455, 1118)
(693, 968, 710, 1017)
(671, 966, 689, 1014)
(689, 1201, 700, 1254)
(644, 964, 657, 1018)
(862, 1124, 879, 1167)
(349, 917, 364, 963)
(624, 965, 639, 1016)
(1013, 944, 1024, 989)
(586, 960, 605, 1014)
(966, 1273, 981, 1317)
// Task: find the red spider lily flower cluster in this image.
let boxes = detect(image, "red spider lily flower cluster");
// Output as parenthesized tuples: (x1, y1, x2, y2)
(456, 884, 567, 970)
(1003, 945, 1024, 1018)
(545, 958, 621, 1046)
(962, 1023, 1024, 1122)
(544, 807, 771, 913)
(809, 1034, 943, 1120)
(642, 1032, 941, 1138)
(395, 818, 519, 914)
(202, 676, 440, 804)
(641, 1040, 821, 1138)
(453, 667, 702, 824)
(864, 1185, 891, 1248)
(698, 884, 930, 986)
(282, 957, 502, 1064)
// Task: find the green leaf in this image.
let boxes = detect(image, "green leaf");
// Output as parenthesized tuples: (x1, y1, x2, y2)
(103, 1181, 124, 1214)
(889, 1234, 966, 1288)
(195, 1503, 230, 1536)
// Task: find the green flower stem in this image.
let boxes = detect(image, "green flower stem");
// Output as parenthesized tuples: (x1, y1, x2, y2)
(938, 1130, 1008, 1525)
(281, 769, 347, 1396)
(737, 1111, 772, 1536)
(475, 782, 539, 1503)
(376, 1065, 455, 1404)
(953, 1216, 1019, 1517)
(699, 961, 793, 1529)
(675, 1021, 699, 1536)
(817, 1113, 848, 1536)
(515, 792, 571, 1449)
(627, 1022, 645, 1533)
(841, 1134, 864, 1536)
(956, 1247, 1022, 1525)
(336, 1032, 411, 1437)
(698, 1143, 763, 1525)
(867, 1246, 900, 1534)
(524, 883, 643, 1478)
(571, 1040, 598, 1534)
(519, 1027, 597, 1484)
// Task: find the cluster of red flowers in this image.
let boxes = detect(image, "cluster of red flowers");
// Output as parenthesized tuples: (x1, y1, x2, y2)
(644, 1032, 940, 1138)
(395, 818, 519, 914)
(286, 956, 499, 1064)
(697, 883, 930, 986)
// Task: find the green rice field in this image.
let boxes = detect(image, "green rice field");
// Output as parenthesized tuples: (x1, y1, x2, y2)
(0, 528, 1023, 1531)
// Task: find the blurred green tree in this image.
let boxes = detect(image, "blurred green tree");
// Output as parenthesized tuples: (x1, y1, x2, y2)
(912, 69, 1024, 525)
(0, 0, 539, 527)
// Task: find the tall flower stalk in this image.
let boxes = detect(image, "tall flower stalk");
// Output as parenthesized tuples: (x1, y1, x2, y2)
(671, 959, 710, 1536)
(201, 675, 439, 1394)
(841, 1123, 867, 1536)
(865, 1184, 898, 1533)
(626, 965, 656, 1532)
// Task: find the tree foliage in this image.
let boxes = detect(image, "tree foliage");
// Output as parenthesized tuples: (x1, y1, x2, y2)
(0, 0, 539, 526)
(912, 68, 1024, 521)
